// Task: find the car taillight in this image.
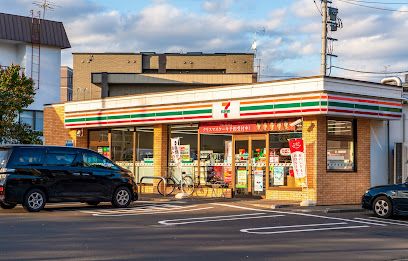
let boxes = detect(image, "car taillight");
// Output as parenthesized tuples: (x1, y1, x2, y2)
(0, 186, 4, 195)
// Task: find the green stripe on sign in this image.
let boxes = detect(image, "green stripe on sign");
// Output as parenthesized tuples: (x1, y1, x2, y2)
(156, 111, 183, 117)
(130, 113, 156, 118)
(240, 104, 274, 111)
(183, 109, 212, 115)
(379, 106, 402, 113)
(355, 104, 379, 111)
(328, 101, 355, 109)
(301, 101, 321, 107)
(274, 102, 301, 109)
(321, 101, 328, 106)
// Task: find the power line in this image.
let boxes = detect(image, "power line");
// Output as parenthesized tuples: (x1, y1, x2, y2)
(331, 65, 408, 74)
(338, 0, 408, 12)
(346, 0, 408, 4)
(313, 0, 323, 16)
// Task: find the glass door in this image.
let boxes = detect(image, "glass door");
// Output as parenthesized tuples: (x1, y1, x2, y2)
(233, 134, 267, 196)
(251, 137, 267, 196)
(234, 138, 249, 195)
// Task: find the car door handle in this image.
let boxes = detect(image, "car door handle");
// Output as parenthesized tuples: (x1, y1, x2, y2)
(72, 172, 81, 176)
(82, 173, 90, 176)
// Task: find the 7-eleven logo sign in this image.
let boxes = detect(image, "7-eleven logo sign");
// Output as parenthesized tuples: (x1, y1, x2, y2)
(221, 102, 231, 118)
(213, 101, 240, 119)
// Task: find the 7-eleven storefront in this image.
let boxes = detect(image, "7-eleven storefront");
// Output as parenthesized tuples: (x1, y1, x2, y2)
(44, 76, 402, 205)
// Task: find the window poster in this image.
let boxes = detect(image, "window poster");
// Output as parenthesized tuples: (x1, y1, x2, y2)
(179, 144, 191, 162)
(236, 168, 247, 188)
(253, 170, 264, 192)
(273, 166, 285, 186)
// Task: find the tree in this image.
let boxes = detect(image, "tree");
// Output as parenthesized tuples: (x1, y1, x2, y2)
(0, 64, 42, 144)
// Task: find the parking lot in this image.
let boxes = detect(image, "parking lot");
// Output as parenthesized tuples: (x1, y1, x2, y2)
(1, 199, 408, 261)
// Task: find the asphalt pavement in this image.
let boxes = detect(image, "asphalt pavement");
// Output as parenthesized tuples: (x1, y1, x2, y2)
(0, 199, 408, 261)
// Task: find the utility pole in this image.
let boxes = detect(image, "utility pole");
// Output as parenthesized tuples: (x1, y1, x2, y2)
(320, 0, 328, 76)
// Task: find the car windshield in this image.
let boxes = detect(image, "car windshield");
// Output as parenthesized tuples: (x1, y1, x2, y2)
(0, 149, 10, 168)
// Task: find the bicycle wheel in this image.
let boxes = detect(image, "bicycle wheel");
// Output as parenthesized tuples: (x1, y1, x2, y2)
(181, 176, 195, 196)
(157, 178, 176, 196)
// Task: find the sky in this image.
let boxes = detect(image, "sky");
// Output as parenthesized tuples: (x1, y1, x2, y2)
(1, 0, 408, 82)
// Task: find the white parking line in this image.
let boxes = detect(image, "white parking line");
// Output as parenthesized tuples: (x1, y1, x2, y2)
(241, 224, 369, 234)
(159, 213, 285, 226)
(355, 217, 408, 227)
(80, 204, 192, 214)
(211, 203, 386, 227)
(90, 206, 214, 217)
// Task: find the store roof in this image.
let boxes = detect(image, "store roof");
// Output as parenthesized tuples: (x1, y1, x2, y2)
(0, 12, 71, 49)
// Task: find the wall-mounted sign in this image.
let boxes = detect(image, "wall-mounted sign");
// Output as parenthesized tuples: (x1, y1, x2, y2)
(289, 138, 306, 179)
(199, 119, 297, 134)
(213, 101, 240, 119)
(273, 166, 285, 186)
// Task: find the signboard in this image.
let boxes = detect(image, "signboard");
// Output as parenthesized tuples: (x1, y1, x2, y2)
(289, 138, 306, 179)
(199, 119, 297, 134)
(279, 148, 291, 156)
(213, 101, 240, 119)
(170, 138, 181, 164)
(253, 170, 264, 192)
(65, 140, 74, 147)
(236, 169, 247, 188)
(273, 166, 285, 186)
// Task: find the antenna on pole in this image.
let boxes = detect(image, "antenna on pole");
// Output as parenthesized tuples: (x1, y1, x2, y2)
(33, 0, 58, 20)
(251, 27, 265, 82)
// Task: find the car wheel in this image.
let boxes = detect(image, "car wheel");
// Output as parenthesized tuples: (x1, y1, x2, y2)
(86, 201, 100, 206)
(112, 186, 132, 208)
(0, 201, 17, 209)
(373, 196, 393, 218)
(23, 189, 46, 212)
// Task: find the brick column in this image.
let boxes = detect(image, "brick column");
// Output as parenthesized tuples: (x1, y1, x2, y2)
(302, 116, 326, 202)
(153, 124, 168, 185)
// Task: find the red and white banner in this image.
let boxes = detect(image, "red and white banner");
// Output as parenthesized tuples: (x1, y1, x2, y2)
(289, 138, 306, 179)
(199, 119, 297, 134)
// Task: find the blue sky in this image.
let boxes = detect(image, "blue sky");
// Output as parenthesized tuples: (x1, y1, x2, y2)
(2, 0, 408, 81)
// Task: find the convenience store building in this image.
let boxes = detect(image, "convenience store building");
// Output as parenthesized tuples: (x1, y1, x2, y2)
(44, 76, 403, 205)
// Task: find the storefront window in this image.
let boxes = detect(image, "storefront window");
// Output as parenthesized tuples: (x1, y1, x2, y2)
(169, 124, 198, 182)
(269, 132, 302, 187)
(89, 130, 110, 157)
(200, 134, 232, 185)
(327, 119, 356, 171)
(111, 129, 133, 162)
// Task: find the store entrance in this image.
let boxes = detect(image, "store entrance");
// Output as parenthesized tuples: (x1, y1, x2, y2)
(234, 134, 267, 197)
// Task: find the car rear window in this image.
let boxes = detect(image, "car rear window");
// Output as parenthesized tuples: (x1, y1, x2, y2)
(0, 149, 11, 168)
(9, 148, 45, 167)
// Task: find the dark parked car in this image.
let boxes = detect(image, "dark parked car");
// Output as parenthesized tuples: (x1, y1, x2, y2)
(0, 145, 138, 212)
(362, 179, 408, 218)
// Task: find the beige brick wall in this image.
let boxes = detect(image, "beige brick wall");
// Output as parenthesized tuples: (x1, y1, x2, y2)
(153, 124, 168, 190)
(73, 53, 143, 100)
(317, 118, 371, 205)
(43, 104, 88, 148)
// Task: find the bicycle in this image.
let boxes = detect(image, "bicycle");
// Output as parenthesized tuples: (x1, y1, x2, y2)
(157, 171, 195, 196)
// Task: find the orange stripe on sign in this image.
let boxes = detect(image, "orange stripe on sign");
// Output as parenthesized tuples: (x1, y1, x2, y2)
(65, 104, 211, 118)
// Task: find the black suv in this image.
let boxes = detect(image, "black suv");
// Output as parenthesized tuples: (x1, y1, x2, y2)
(0, 145, 138, 212)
